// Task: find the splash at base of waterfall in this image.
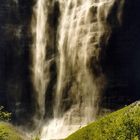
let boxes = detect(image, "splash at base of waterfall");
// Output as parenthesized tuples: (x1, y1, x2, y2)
(41, 105, 91, 140)
(41, 119, 82, 140)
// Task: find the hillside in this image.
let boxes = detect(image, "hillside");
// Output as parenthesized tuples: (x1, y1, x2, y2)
(65, 102, 140, 140)
(0, 122, 25, 140)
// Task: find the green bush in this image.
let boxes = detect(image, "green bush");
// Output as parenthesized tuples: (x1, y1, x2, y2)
(32, 136, 40, 140)
(0, 106, 23, 140)
(0, 106, 11, 121)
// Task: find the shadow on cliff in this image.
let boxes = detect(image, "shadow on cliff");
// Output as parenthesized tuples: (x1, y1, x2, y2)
(101, 0, 140, 109)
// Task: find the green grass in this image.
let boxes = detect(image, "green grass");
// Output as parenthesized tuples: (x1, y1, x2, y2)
(0, 122, 24, 140)
(65, 102, 140, 140)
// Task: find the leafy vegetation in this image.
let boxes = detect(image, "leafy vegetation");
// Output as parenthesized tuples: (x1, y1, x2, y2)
(32, 136, 40, 140)
(65, 102, 140, 140)
(0, 106, 11, 121)
(0, 106, 24, 140)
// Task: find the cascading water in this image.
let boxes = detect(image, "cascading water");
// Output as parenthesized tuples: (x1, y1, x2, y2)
(31, 0, 119, 139)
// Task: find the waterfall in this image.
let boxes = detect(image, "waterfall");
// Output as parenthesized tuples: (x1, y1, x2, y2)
(31, 0, 118, 139)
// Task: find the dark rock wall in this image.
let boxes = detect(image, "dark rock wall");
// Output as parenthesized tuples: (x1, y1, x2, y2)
(0, 0, 35, 124)
(102, 0, 140, 109)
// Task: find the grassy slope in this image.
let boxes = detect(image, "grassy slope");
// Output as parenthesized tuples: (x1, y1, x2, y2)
(0, 122, 24, 140)
(65, 102, 140, 140)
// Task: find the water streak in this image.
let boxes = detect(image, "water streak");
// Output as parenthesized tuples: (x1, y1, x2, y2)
(31, 0, 51, 118)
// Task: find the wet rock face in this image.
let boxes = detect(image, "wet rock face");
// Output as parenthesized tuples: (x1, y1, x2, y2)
(101, 0, 140, 109)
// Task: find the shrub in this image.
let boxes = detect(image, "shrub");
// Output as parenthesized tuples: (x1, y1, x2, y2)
(0, 106, 11, 122)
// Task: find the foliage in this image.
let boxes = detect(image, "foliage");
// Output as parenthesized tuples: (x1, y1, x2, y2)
(0, 106, 11, 122)
(32, 136, 40, 140)
(0, 106, 23, 140)
(65, 102, 140, 140)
